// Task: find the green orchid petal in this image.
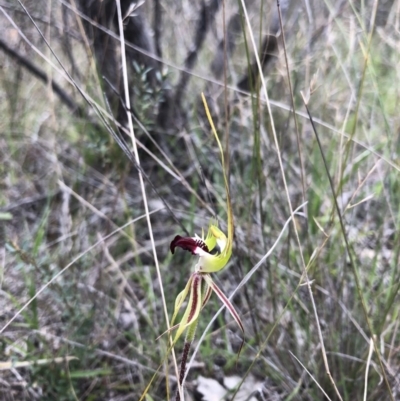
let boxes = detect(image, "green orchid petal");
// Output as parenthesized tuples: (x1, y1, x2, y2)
(197, 250, 231, 273)
(204, 224, 217, 252)
(209, 225, 227, 251)
(201, 284, 212, 309)
(196, 225, 232, 273)
(173, 273, 203, 343)
(170, 276, 193, 327)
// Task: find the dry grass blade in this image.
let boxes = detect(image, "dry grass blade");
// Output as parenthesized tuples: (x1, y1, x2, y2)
(114, 1, 180, 398)
(276, 1, 306, 201)
(239, 0, 343, 399)
(11, 1, 190, 236)
(0, 356, 78, 371)
(364, 338, 375, 401)
(289, 351, 333, 401)
(301, 93, 394, 401)
(0, 211, 162, 334)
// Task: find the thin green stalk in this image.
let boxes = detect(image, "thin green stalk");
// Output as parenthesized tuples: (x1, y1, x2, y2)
(238, 0, 267, 249)
(175, 320, 198, 401)
(336, 0, 379, 197)
(239, 0, 343, 398)
(277, 0, 306, 203)
(301, 95, 394, 401)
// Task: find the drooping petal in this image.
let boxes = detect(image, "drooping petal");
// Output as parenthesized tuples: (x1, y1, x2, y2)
(170, 275, 193, 327)
(202, 274, 244, 355)
(173, 273, 203, 343)
(170, 235, 209, 255)
(201, 284, 212, 309)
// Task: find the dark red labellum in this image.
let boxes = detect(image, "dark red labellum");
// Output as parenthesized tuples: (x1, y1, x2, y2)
(170, 235, 209, 255)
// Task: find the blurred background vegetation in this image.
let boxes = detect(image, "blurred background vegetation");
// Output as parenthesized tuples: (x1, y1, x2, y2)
(1, 0, 400, 400)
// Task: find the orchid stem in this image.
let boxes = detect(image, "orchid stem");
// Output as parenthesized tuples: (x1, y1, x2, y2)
(175, 341, 191, 401)
(175, 320, 197, 401)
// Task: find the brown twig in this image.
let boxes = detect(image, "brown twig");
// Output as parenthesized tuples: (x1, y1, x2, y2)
(153, 0, 162, 59)
(0, 37, 85, 118)
(173, 0, 221, 107)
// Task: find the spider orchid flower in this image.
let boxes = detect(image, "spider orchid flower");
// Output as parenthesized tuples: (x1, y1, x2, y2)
(169, 222, 243, 345)
(168, 93, 244, 346)
(170, 222, 231, 273)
